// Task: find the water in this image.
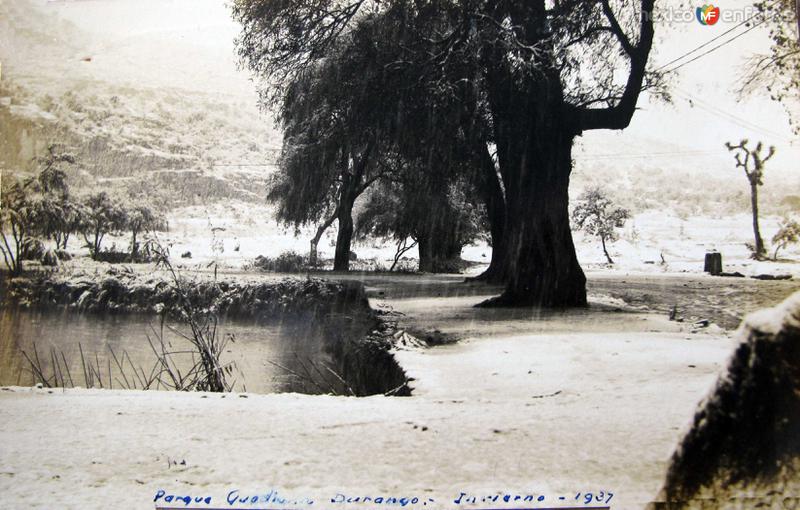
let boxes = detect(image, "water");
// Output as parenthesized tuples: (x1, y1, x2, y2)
(0, 307, 342, 394)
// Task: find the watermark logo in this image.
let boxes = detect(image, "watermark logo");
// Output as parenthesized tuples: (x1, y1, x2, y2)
(696, 4, 721, 25)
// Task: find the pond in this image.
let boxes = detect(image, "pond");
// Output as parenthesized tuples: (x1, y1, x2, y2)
(0, 307, 345, 394)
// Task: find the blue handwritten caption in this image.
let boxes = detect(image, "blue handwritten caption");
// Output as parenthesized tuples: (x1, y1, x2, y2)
(153, 489, 614, 509)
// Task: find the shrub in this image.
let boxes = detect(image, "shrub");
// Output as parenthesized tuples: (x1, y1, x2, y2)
(252, 251, 308, 273)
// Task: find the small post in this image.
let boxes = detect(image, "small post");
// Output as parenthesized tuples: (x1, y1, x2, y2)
(704, 252, 722, 275)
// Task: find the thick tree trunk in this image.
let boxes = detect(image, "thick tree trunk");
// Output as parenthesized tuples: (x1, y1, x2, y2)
(750, 183, 765, 258)
(480, 79, 587, 308)
(490, 152, 587, 307)
(418, 234, 462, 273)
(471, 0, 652, 307)
(416, 185, 464, 273)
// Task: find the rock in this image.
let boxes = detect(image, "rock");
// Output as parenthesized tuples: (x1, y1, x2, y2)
(180, 251, 192, 259)
(655, 291, 800, 508)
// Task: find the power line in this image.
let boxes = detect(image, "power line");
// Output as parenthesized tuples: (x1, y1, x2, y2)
(575, 146, 800, 161)
(661, 17, 768, 73)
(656, 13, 762, 72)
(574, 149, 722, 160)
(674, 89, 793, 143)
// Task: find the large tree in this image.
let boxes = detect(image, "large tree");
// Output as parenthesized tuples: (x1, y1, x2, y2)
(233, 0, 658, 306)
(264, 18, 393, 271)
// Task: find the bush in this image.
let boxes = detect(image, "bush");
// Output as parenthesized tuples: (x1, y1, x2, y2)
(20, 239, 45, 261)
(252, 251, 308, 273)
(93, 243, 158, 264)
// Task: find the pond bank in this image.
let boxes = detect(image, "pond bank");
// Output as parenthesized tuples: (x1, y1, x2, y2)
(1, 268, 413, 396)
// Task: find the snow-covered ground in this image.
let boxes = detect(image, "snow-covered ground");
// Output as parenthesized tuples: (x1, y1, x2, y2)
(149, 202, 800, 279)
(0, 299, 738, 510)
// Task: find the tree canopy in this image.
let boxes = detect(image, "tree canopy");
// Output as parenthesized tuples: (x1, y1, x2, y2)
(234, 0, 658, 305)
(739, 0, 800, 129)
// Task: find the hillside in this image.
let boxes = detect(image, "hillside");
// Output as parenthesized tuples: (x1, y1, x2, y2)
(0, 0, 280, 206)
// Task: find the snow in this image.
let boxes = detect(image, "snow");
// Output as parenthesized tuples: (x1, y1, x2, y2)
(0, 289, 741, 510)
(744, 290, 800, 334)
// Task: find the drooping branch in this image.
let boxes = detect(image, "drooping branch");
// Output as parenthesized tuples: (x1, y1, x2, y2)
(232, 0, 372, 101)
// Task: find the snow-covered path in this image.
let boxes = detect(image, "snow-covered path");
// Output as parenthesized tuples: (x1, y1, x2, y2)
(0, 293, 737, 510)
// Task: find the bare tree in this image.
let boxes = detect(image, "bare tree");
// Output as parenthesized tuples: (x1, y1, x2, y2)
(725, 140, 776, 259)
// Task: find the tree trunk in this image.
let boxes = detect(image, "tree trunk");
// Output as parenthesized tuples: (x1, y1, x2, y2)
(418, 234, 462, 273)
(490, 157, 586, 307)
(333, 178, 356, 271)
(390, 237, 416, 271)
(601, 236, 614, 264)
(471, 145, 509, 283)
(130, 229, 138, 257)
(750, 183, 765, 258)
(416, 186, 464, 273)
(13, 225, 24, 275)
(309, 212, 337, 268)
(480, 80, 587, 307)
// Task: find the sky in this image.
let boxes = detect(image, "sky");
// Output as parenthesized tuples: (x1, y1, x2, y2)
(5, 0, 799, 178)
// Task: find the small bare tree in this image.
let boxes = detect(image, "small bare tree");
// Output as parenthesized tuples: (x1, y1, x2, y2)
(572, 188, 630, 265)
(725, 140, 776, 259)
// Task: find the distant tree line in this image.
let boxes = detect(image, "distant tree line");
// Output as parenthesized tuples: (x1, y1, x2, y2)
(0, 146, 167, 275)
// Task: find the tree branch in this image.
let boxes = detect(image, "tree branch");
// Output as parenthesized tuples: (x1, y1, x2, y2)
(575, 0, 655, 132)
(600, 0, 634, 55)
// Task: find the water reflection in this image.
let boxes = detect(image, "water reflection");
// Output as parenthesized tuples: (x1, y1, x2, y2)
(0, 307, 341, 394)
